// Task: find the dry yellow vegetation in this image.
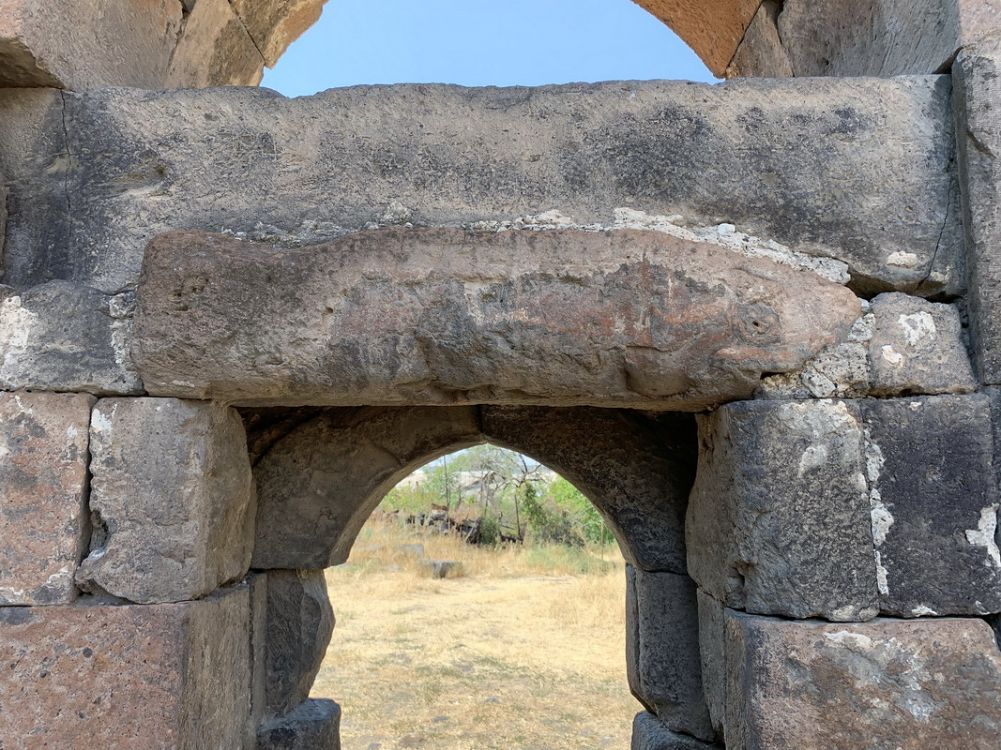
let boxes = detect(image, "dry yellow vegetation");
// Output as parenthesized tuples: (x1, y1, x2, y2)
(312, 518, 636, 750)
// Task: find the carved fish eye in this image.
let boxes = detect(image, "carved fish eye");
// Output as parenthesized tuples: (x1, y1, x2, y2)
(736, 304, 779, 341)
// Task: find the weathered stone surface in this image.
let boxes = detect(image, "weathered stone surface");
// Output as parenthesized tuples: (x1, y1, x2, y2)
(687, 400, 879, 621)
(76, 398, 255, 604)
(481, 407, 696, 572)
(0, 392, 93, 605)
(724, 610, 1001, 749)
(248, 573, 269, 743)
(232, 0, 326, 66)
(0, 282, 143, 395)
(264, 570, 335, 717)
(167, 0, 265, 87)
(695, 590, 726, 739)
(725, 1, 792, 78)
(955, 39, 1001, 385)
(135, 228, 861, 410)
(767, 0, 1001, 77)
(0, 586, 251, 749)
(0, 0, 183, 88)
(631, 712, 719, 750)
(258, 698, 341, 750)
(868, 293, 976, 395)
(626, 567, 713, 740)
(0, 79, 959, 295)
(253, 407, 481, 568)
(862, 395, 1001, 617)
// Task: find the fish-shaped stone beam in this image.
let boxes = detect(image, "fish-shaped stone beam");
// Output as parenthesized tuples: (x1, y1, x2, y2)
(133, 227, 862, 410)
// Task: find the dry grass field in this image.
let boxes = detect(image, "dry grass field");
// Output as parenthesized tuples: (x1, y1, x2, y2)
(311, 518, 636, 749)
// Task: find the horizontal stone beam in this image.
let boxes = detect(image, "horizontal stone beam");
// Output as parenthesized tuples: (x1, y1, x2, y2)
(0, 77, 959, 295)
(133, 228, 861, 410)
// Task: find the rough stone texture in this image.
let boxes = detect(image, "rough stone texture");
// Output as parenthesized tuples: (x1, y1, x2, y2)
(764, 0, 1001, 77)
(725, 1, 793, 78)
(0, 392, 94, 605)
(862, 395, 1001, 617)
(626, 567, 713, 740)
(0, 0, 183, 88)
(232, 0, 326, 66)
(480, 407, 697, 572)
(723, 610, 1001, 749)
(252, 406, 697, 571)
(0, 586, 251, 749)
(687, 399, 879, 621)
(76, 398, 255, 604)
(248, 573, 269, 743)
(695, 590, 726, 739)
(0, 282, 143, 395)
(868, 293, 976, 395)
(167, 0, 265, 87)
(631, 712, 719, 750)
(135, 228, 861, 410)
(955, 39, 1001, 385)
(264, 570, 335, 718)
(0, 79, 959, 296)
(258, 698, 341, 750)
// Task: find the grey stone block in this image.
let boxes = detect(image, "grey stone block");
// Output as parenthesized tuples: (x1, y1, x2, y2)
(133, 228, 860, 412)
(0, 78, 959, 296)
(686, 399, 879, 621)
(863, 394, 1001, 616)
(723, 610, 1001, 749)
(626, 567, 713, 741)
(631, 712, 719, 750)
(695, 590, 726, 740)
(956, 38, 1001, 385)
(867, 292, 976, 396)
(264, 570, 335, 718)
(0, 282, 143, 395)
(76, 398, 256, 604)
(257, 698, 341, 750)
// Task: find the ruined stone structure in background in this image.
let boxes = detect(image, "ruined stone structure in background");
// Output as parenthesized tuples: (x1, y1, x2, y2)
(1, 1, 1000, 748)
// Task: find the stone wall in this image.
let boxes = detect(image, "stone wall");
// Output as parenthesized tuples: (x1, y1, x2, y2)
(2, 2, 1001, 749)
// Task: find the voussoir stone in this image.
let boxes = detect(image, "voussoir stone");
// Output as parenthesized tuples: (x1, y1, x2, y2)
(862, 394, 1001, 617)
(631, 712, 720, 750)
(626, 567, 713, 740)
(134, 228, 861, 410)
(264, 570, 335, 718)
(686, 399, 879, 621)
(0, 392, 94, 605)
(723, 610, 1001, 749)
(76, 398, 255, 604)
(258, 698, 341, 750)
(868, 292, 976, 396)
(0, 586, 251, 750)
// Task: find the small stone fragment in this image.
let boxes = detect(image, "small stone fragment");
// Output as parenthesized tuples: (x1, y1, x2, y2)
(257, 698, 341, 750)
(631, 712, 719, 750)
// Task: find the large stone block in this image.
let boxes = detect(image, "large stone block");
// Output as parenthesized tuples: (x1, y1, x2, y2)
(752, 0, 1001, 77)
(695, 590, 726, 738)
(257, 698, 341, 750)
(167, 0, 265, 87)
(0, 392, 94, 605)
(76, 398, 255, 604)
(626, 567, 712, 740)
(232, 0, 326, 66)
(687, 399, 878, 621)
(0, 79, 959, 296)
(867, 292, 976, 396)
(264, 570, 335, 717)
(134, 229, 860, 411)
(955, 39, 1001, 385)
(0, 586, 251, 749)
(0, 0, 183, 88)
(863, 394, 1001, 616)
(0, 282, 143, 395)
(723, 610, 1001, 749)
(631, 712, 719, 750)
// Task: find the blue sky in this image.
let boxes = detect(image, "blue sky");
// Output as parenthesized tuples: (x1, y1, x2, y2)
(261, 0, 715, 96)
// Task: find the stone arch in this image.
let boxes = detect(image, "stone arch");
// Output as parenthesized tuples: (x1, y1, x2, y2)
(250, 405, 698, 573)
